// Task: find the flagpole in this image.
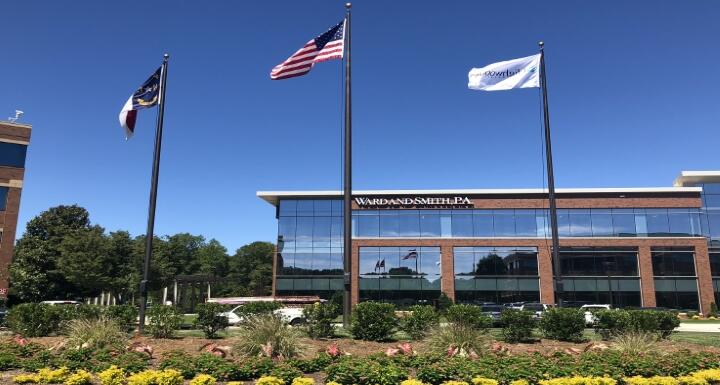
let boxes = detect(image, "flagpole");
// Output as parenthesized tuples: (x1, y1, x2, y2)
(138, 53, 169, 334)
(538, 42, 563, 306)
(342, 2, 353, 328)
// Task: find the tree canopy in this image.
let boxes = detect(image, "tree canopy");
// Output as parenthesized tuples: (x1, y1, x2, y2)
(9, 205, 274, 305)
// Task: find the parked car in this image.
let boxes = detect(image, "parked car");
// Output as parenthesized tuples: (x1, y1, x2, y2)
(219, 306, 306, 326)
(504, 302, 525, 310)
(580, 304, 611, 325)
(480, 304, 505, 325)
(40, 300, 81, 306)
(520, 303, 554, 318)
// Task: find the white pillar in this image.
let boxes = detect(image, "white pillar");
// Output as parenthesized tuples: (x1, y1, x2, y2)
(173, 281, 178, 305)
(162, 287, 168, 305)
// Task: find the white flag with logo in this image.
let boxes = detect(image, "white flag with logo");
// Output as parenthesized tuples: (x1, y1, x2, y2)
(468, 54, 541, 91)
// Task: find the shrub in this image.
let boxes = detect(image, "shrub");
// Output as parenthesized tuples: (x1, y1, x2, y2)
(426, 324, 489, 356)
(111, 352, 151, 373)
(0, 352, 21, 371)
(228, 358, 275, 380)
(269, 363, 303, 384)
(236, 302, 283, 318)
(446, 305, 491, 331)
(146, 305, 182, 338)
(288, 353, 334, 373)
(399, 305, 440, 340)
(98, 365, 126, 385)
(194, 303, 229, 339)
(59, 305, 103, 323)
(303, 302, 338, 339)
(7, 303, 63, 337)
(500, 309, 535, 343)
(103, 305, 138, 331)
(540, 377, 617, 385)
(326, 357, 409, 385)
(610, 331, 660, 355)
(64, 316, 127, 350)
(538, 308, 586, 342)
(234, 313, 302, 359)
(350, 302, 397, 341)
(159, 350, 196, 378)
(594, 310, 680, 340)
(292, 378, 315, 385)
(190, 374, 217, 385)
(12, 373, 38, 384)
(63, 370, 93, 385)
(437, 293, 454, 313)
(709, 303, 719, 318)
(193, 353, 233, 379)
(472, 378, 499, 385)
(37, 367, 71, 383)
(127, 369, 184, 385)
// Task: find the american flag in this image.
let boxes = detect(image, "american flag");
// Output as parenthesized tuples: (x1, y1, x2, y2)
(271, 20, 345, 80)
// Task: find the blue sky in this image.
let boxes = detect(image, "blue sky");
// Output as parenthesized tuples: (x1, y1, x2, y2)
(2, 1, 719, 252)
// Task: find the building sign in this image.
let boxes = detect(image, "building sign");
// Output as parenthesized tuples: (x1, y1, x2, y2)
(355, 196, 473, 208)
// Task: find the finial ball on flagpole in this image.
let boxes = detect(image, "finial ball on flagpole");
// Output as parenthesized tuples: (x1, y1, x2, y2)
(345, 3, 351, 9)
(164, 53, 169, 59)
(538, 41, 544, 48)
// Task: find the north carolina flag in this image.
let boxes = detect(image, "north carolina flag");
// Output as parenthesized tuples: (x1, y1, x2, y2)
(119, 67, 161, 138)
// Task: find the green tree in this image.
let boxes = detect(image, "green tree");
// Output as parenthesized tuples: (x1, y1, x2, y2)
(10, 205, 92, 302)
(197, 239, 229, 276)
(57, 225, 111, 297)
(225, 241, 274, 296)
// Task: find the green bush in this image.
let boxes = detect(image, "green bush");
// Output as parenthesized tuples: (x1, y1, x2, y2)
(234, 301, 282, 317)
(0, 352, 20, 371)
(710, 302, 719, 318)
(7, 303, 63, 337)
(64, 317, 127, 350)
(110, 351, 151, 373)
(350, 302, 397, 341)
(594, 309, 680, 340)
(223, 358, 274, 380)
(268, 363, 303, 384)
(436, 293, 454, 313)
(426, 323, 489, 356)
(398, 305, 439, 340)
(326, 357, 408, 385)
(302, 302, 338, 339)
(500, 309, 535, 343)
(234, 313, 302, 359)
(446, 304, 491, 330)
(194, 303, 229, 339)
(538, 308, 586, 342)
(146, 305, 183, 338)
(287, 353, 334, 373)
(159, 351, 196, 378)
(193, 353, 233, 379)
(103, 305, 138, 331)
(58, 305, 103, 322)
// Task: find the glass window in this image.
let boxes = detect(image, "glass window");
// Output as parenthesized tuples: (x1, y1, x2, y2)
(454, 247, 538, 276)
(295, 217, 313, 247)
(711, 252, 720, 277)
(358, 212, 379, 237)
(451, 212, 473, 237)
(702, 183, 720, 195)
(515, 210, 537, 237)
(652, 249, 696, 276)
(279, 200, 297, 217)
(420, 211, 441, 237)
(591, 209, 613, 237)
(645, 209, 670, 236)
(0, 142, 27, 168)
(654, 278, 699, 310)
(569, 209, 592, 237)
(612, 209, 637, 237)
(379, 212, 400, 237)
(557, 209, 571, 237)
(704, 195, 720, 209)
(493, 210, 515, 236)
(314, 200, 332, 216)
(278, 217, 296, 251)
(668, 209, 700, 236)
(331, 200, 343, 216)
(398, 211, 420, 237)
(559, 248, 638, 276)
(296, 200, 314, 216)
(312, 217, 331, 247)
(473, 211, 493, 237)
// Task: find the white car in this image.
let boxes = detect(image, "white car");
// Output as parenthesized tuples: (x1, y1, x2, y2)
(520, 303, 555, 318)
(219, 306, 306, 326)
(40, 300, 81, 306)
(580, 304, 611, 325)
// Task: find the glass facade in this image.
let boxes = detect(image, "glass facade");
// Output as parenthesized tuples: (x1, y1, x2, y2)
(0, 142, 27, 168)
(359, 247, 441, 306)
(353, 207, 701, 239)
(711, 252, 720, 305)
(652, 247, 699, 310)
(0, 187, 7, 211)
(698, 183, 720, 247)
(557, 248, 641, 307)
(454, 247, 540, 304)
(276, 199, 344, 299)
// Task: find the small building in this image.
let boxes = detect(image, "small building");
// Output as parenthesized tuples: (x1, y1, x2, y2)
(258, 171, 720, 314)
(0, 121, 31, 299)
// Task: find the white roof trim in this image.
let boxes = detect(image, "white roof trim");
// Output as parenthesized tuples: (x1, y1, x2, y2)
(257, 187, 702, 206)
(674, 171, 720, 187)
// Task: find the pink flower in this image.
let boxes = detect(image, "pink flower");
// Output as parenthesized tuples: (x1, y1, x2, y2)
(385, 347, 400, 357)
(397, 342, 414, 355)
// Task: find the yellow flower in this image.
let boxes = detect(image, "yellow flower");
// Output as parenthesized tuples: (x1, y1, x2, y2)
(190, 374, 218, 385)
(37, 367, 71, 383)
(441, 381, 470, 385)
(623, 376, 678, 385)
(692, 370, 720, 383)
(678, 376, 707, 385)
(12, 374, 39, 384)
(540, 376, 617, 385)
(326, 382, 343, 385)
(472, 378, 499, 385)
(511, 380, 530, 385)
(256, 376, 286, 385)
(292, 378, 315, 385)
(98, 366, 126, 385)
(402, 380, 427, 385)
(227, 382, 244, 385)
(63, 370, 93, 385)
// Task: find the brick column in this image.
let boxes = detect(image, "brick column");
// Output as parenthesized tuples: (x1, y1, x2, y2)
(0, 187, 22, 298)
(638, 246, 656, 307)
(538, 245, 555, 304)
(351, 243, 360, 306)
(440, 245, 455, 301)
(694, 241, 714, 315)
